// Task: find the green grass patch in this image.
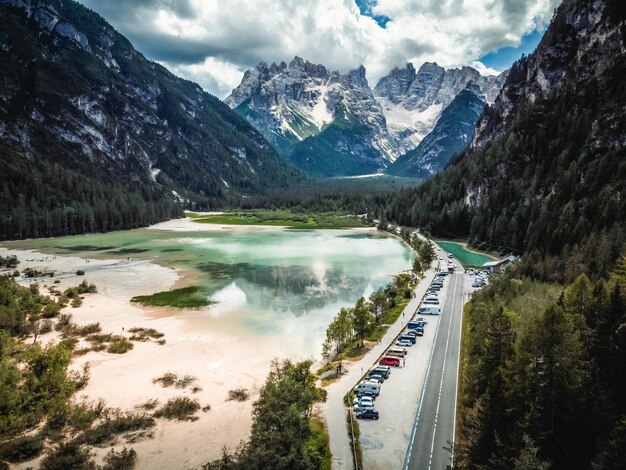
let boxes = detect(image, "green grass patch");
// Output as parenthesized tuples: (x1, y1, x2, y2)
(435, 240, 497, 267)
(131, 286, 214, 308)
(188, 210, 365, 230)
(306, 416, 331, 470)
(365, 296, 411, 342)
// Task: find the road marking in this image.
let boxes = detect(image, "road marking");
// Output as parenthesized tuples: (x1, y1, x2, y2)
(451, 275, 466, 466)
(403, 273, 458, 470)
(426, 274, 458, 470)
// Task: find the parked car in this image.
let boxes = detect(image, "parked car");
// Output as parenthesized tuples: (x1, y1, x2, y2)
(353, 396, 375, 407)
(407, 320, 424, 329)
(356, 408, 379, 420)
(398, 334, 417, 344)
(387, 347, 408, 357)
(379, 355, 402, 367)
(355, 381, 380, 396)
(353, 403, 375, 413)
(423, 298, 439, 305)
(410, 326, 424, 336)
(396, 339, 413, 347)
(367, 370, 386, 382)
(371, 365, 391, 378)
(366, 377, 384, 385)
(417, 317, 428, 324)
(418, 306, 441, 315)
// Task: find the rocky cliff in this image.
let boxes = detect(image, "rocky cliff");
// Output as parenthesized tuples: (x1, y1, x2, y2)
(0, 0, 302, 238)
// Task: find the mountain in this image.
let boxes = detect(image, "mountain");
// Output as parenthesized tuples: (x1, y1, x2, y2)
(385, 83, 486, 178)
(226, 58, 506, 178)
(0, 0, 302, 240)
(373, 62, 507, 155)
(386, 0, 626, 281)
(225, 57, 393, 177)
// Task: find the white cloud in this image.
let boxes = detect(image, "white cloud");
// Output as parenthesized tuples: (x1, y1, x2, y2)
(81, 0, 561, 98)
(166, 57, 245, 97)
(471, 61, 503, 76)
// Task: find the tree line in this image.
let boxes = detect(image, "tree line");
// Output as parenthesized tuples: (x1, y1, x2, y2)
(456, 268, 626, 469)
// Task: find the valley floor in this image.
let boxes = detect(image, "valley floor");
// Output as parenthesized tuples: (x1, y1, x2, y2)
(0, 245, 268, 469)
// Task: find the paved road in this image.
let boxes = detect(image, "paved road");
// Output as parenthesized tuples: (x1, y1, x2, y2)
(404, 269, 465, 470)
(323, 266, 437, 470)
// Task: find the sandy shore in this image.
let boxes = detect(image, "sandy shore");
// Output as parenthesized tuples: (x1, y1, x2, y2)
(0, 245, 277, 469)
(149, 214, 378, 233)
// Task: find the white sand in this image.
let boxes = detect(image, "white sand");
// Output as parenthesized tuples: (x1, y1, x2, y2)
(0, 246, 275, 469)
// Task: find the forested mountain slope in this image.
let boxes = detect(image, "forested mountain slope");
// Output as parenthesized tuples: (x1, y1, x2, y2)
(0, 0, 302, 239)
(386, 0, 626, 282)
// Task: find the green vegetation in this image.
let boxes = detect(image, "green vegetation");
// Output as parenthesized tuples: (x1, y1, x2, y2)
(152, 373, 197, 389)
(189, 209, 365, 229)
(435, 240, 496, 267)
(321, 273, 416, 371)
(131, 286, 214, 309)
(346, 410, 363, 470)
(308, 416, 331, 470)
(203, 360, 327, 470)
(456, 269, 626, 469)
(127, 327, 165, 343)
(227, 388, 250, 402)
(154, 397, 201, 421)
(107, 337, 134, 354)
(0, 277, 154, 465)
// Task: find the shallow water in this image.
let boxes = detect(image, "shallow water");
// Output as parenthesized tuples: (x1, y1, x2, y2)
(16, 227, 413, 358)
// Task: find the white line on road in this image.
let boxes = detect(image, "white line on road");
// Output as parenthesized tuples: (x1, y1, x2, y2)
(451, 276, 466, 467)
(403, 273, 459, 470)
(426, 274, 458, 470)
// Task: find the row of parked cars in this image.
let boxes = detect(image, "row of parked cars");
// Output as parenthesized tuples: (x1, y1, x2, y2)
(351, 269, 448, 420)
(352, 301, 436, 420)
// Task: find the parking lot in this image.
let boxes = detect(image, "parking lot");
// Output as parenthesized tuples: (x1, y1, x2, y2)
(358, 261, 457, 469)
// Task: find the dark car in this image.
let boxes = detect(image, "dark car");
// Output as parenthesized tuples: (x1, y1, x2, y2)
(356, 408, 379, 420)
(371, 366, 391, 378)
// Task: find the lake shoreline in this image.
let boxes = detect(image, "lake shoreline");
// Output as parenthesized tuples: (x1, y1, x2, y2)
(1, 218, 409, 469)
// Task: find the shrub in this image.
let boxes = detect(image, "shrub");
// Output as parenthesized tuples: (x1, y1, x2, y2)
(227, 388, 250, 402)
(71, 296, 83, 308)
(153, 397, 201, 421)
(153, 372, 177, 387)
(42, 301, 61, 318)
(55, 313, 72, 331)
(0, 434, 43, 462)
(136, 399, 159, 411)
(107, 337, 134, 354)
(202, 404, 211, 412)
(76, 270, 85, 276)
(102, 447, 137, 470)
(80, 412, 155, 445)
(39, 319, 54, 334)
(40, 441, 95, 470)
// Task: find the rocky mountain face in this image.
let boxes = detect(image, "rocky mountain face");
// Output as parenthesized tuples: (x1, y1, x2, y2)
(226, 58, 506, 177)
(386, 0, 626, 274)
(226, 57, 394, 177)
(373, 62, 507, 155)
(0, 0, 302, 239)
(386, 84, 487, 178)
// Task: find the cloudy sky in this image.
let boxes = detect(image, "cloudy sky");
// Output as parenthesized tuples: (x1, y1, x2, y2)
(79, 0, 561, 98)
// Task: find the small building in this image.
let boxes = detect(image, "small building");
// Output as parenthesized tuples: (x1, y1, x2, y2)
(482, 255, 517, 273)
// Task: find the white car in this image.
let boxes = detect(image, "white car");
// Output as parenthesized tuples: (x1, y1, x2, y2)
(353, 396, 374, 408)
(396, 339, 413, 347)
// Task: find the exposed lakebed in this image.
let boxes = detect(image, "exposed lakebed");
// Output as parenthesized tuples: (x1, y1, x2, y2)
(12, 226, 413, 357)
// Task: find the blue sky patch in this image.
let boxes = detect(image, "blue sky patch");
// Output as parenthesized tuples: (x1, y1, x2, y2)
(479, 29, 545, 71)
(355, 0, 390, 28)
